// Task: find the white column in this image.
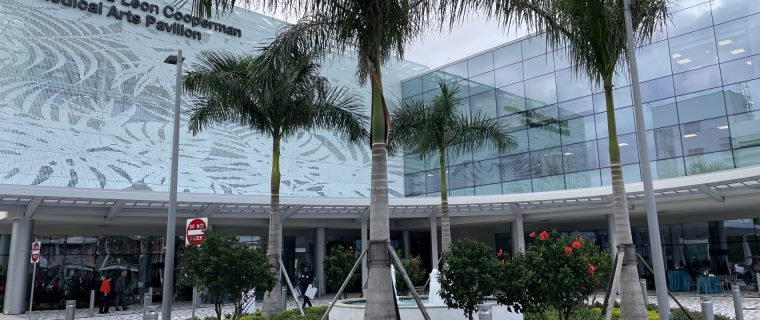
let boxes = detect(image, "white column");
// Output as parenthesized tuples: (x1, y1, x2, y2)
(430, 214, 439, 271)
(0, 234, 11, 271)
(360, 217, 368, 295)
(402, 230, 411, 258)
(315, 228, 326, 297)
(3, 219, 34, 315)
(608, 214, 618, 257)
(512, 214, 525, 254)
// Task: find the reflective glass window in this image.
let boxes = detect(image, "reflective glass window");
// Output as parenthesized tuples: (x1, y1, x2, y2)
(714, 16, 760, 63)
(469, 71, 495, 96)
(470, 91, 497, 119)
(405, 172, 426, 196)
(449, 188, 475, 196)
(469, 52, 494, 77)
(554, 51, 572, 70)
(425, 152, 440, 170)
(522, 34, 548, 59)
(494, 42, 523, 68)
(404, 153, 425, 174)
(562, 141, 600, 173)
(560, 115, 597, 144)
(504, 129, 529, 155)
(593, 86, 632, 112)
(637, 41, 673, 82)
(651, 158, 687, 179)
(524, 74, 557, 109)
(565, 170, 602, 189)
(422, 71, 445, 93)
(532, 175, 565, 192)
(729, 110, 760, 149)
(673, 65, 723, 95)
(669, 28, 719, 74)
(601, 163, 642, 185)
(672, 0, 709, 11)
(423, 88, 440, 105)
(724, 79, 760, 114)
(530, 147, 564, 177)
(640, 77, 676, 103)
(475, 183, 503, 195)
(643, 98, 679, 129)
(596, 107, 636, 138)
(558, 96, 594, 120)
(668, 2, 714, 37)
(523, 54, 555, 79)
(473, 158, 502, 185)
(529, 124, 561, 151)
(444, 61, 468, 83)
(676, 88, 727, 123)
(685, 150, 735, 175)
(735, 145, 760, 167)
(502, 179, 532, 194)
(556, 68, 592, 102)
(528, 105, 559, 126)
(494, 63, 524, 88)
(496, 82, 526, 116)
(501, 153, 532, 181)
(402, 78, 423, 98)
(598, 133, 639, 167)
(720, 54, 760, 85)
(680, 117, 732, 155)
(711, 0, 760, 25)
(447, 163, 474, 189)
(500, 112, 528, 132)
(647, 126, 684, 161)
(473, 143, 500, 162)
(425, 169, 440, 193)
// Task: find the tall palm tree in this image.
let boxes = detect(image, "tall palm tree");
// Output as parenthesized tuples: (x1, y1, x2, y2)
(440, 0, 668, 318)
(389, 81, 516, 258)
(183, 50, 368, 316)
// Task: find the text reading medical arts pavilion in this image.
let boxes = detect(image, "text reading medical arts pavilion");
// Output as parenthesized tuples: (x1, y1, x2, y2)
(38, 0, 242, 41)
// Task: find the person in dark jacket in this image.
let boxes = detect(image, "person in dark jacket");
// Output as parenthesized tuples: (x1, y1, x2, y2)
(297, 264, 314, 308)
(114, 270, 129, 311)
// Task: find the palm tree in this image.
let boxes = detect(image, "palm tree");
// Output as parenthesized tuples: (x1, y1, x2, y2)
(389, 81, 516, 259)
(183, 50, 368, 316)
(439, 0, 669, 318)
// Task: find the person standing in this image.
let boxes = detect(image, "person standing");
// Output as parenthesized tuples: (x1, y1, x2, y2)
(114, 270, 129, 311)
(99, 275, 112, 314)
(297, 264, 314, 308)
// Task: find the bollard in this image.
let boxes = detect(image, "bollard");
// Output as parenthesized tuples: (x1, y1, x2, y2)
(478, 304, 493, 320)
(640, 279, 648, 305)
(732, 285, 744, 320)
(701, 296, 714, 320)
(143, 305, 159, 320)
(143, 292, 152, 318)
(756, 273, 760, 292)
(281, 287, 288, 309)
(89, 290, 96, 317)
(65, 300, 76, 320)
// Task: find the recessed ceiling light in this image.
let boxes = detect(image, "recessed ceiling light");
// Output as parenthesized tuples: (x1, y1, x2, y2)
(731, 48, 746, 55)
(672, 53, 683, 59)
(683, 133, 698, 138)
(618, 143, 628, 147)
(717, 125, 729, 130)
(564, 152, 575, 156)
(719, 39, 734, 46)
(676, 58, 692, 64)
(747, 61, 753, 66)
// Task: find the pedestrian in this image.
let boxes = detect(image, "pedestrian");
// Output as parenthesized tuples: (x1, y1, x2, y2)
(99, 275, 112, 314)
(297, 264, 314, 308)
(114, 270, 129, 311)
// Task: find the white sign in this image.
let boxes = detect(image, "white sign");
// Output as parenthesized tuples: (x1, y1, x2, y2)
(30, 241, 41, 264)
(186, 217, 209, 246)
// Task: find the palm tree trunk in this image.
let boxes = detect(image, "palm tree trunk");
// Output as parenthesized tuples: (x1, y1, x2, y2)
(438, 149, 451, 258)
(364, 62, 396, 320)
(604, 78, 647, 319)
(262, 134, 283, 316)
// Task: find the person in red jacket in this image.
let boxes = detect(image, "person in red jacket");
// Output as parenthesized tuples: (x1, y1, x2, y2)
(99, 275, 112, 314)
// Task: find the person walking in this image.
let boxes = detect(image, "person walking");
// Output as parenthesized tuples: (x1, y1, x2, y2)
(114, 270, 129, 311)
(98, 275, 112, 314)
(297, 264, 314, 308)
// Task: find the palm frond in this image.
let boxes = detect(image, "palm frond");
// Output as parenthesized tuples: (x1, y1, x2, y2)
(311, 82, 369, 144)
(388, 99, 439, 158)
(447, 112, 517, 157)
(176, 0, 252, 18)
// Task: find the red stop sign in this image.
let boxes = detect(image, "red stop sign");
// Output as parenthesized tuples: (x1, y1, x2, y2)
(186, 218, 208, 246)
(30, 242, 41, 264)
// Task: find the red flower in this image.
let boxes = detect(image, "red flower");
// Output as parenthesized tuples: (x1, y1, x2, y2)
(497, 249, 504, 257)
(572, 241, 582, 250)
(412, 257, 417, 262)
(529, 232, 536, 238)
(588, 264, 597, 275)
(538, 231, 549, 241)
(564, 247, 573, 254)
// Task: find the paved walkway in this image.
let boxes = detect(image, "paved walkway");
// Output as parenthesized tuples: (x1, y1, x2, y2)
(590, 290, 760, 319)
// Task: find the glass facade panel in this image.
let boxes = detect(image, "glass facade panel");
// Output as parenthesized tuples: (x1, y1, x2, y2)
(711, 0, 760, 25)
(530, 147, 563, 177)
(562, 141, 599, 173)
(734, 145, 760, 167)
(523, 54, 555, 79)
(556, 68, 593, 102)
(469, 52, 495, 76)
(426, 169, 441, 194)
(522, 34, 547, 59)
(673, 65, 723, 95)
(593, 86, 632, 112)
(598, 134, 639, 167)
(651, 158, 687, 179)
(532, 175, 565, 192)
(637, 41, 673, 82)
(501, 153, 532, 181)
(565, 170, 602, 189)
(502, 179, 532, 194)
(668, 2, 714, 37)
(685, 150, 735, 175)
(494, 63, 524, 88)
(469, 71, 495, 96)
(524, 74, 557, 108)
(676, 88, 727, 123)
(640, 76, 676, 103)
(724, 79, 760, 114)
(473, 158, 502, 185)
(729, 110, 760, 148)
(560, 115, 597, 144)
(494, 42, 523, 68)
(475, 183, 502, 195)
(447, 163, 474, 189)
(720, 54, 760, 85)
(422, 71, 445, 93)
(714, 15, 760, 63)
(644, 98, 679, 129)
(444, 61, 469, 83)
(647, 126, 684, 160)
(558, 96, 595, 120)
(669, 28, 718, 74)
(529, 124, 561, 151)
(470, 91, 498, 119)
(503, 129, 529, 155)
(595, 107, 636, 138)
(404, 153, 425, 174)
(681, 117, 732, 155)
(402, 78, 423, 98)
(496, 82, 527, 116)
(405, 172, 426, 196)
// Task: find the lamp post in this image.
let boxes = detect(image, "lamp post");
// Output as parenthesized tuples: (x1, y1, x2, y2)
(161, 50, 184, 320)
(622, 1, 670, 319)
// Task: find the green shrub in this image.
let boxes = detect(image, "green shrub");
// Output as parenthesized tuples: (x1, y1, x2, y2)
(395, 255, 426, 295)
(241, 306, 328, 320)
(439, 239, 499, 320)
(324, 247, 359, 298)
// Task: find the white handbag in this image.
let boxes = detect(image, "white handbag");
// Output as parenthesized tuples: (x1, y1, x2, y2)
(305, 285, 317, 299)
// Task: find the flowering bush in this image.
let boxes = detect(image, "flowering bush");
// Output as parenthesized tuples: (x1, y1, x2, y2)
(439, 239, 500, 320)
(395, 255, 426, 295)
(496, 231, 609, 320)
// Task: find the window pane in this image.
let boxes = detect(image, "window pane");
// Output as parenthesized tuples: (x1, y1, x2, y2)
(532, 175, 565, 192)
(425, 152, 440, 170)
(724, 79, 760, 114)
(503, 129, 529, 155)
(496, 82, 526, 116)
(475, 183, 502, 195)
(720, 54, 760, 85)
(502, 179, 532, 194)
(676, 88, 727, 123)
(422, 71, 445, 93)
(494, 42, 523, 68)
(469, 71, 495, 96)
(529, 124, 561, 150)
(470, 91, 497, 119)
(530, 147, 563, 177)
(522, 34, 547, 59)
(560, 115, 597, 144)
(651, 158, 686, 179)
(448, 145, 472, 166)
(647, 126, 684, 160)
(729, 110, 760, 148)
(523, 54, 554, 79)
(673, 65, 723, 95)
(643, 98, 679, 129)
(444, 61, 468, 83)
(711, 0, 760, 25)
(556, 68, 593, 102)
(669, 28, 719, 74)
(563, 141, 600, 173)
(500, 112, 528, 132)
(593, 86, 632, 112)
(501, 153, 531, 181)
(685, 150, 735, 175)
(528, 105, 559, 126)
(405, 172, 426, 196)
(668, 2, 714, 37)
(601, 163, 642, 185)
(449, 188, 475, 196)
(558, 96, 594, 120)
(426, 169, 440, 193)
(473, 158, 502, 185)
(735, 145, 760, 167)
(402, 78, 423, 98)
(637, 41, 673, 82)
(680, 117, 732, 155)
(554, 51, 572, 70)
(447, 163, 474, 189)
(565, 170, 602, 189)
(468, 52, 494, 77)
(404, 153, 425, 174)
(473, 143, 501, 161)
(598, 134, 639, 167)
(714, 16, 760, 63)
(494, 63, 524, 88)
(525, 74, 557, 109)
(596, 107, 636, 138)
(640, 77, 675, 103)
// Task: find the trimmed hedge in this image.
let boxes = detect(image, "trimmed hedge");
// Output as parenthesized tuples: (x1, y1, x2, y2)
(239, 306, 328, 320)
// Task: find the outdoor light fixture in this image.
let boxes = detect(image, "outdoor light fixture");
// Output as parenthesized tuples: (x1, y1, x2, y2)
(618, 143, 628, 147)
(731, 48, 746, 55)
(718, 39, 734, 46)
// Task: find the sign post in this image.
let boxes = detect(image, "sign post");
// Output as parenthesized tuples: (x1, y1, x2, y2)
(186, 218, 208, 319)
(28, 241, 40, 320)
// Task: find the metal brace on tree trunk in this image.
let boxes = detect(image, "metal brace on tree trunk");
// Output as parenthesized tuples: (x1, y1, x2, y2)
(368, 240, 391, 267)
(619, 243, 638, 265)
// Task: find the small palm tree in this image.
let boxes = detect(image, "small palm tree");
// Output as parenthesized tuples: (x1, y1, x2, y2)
(390, 81, 516, 259)
(183, 50, 367, 316)
(439, 0, 669, 318)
